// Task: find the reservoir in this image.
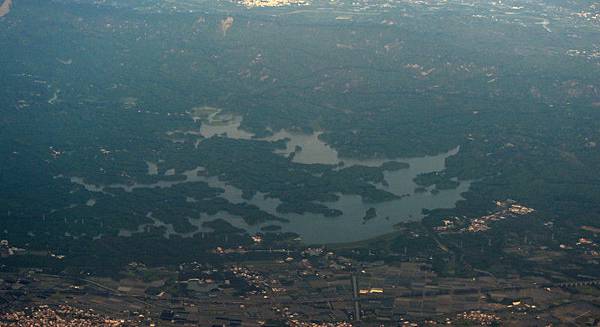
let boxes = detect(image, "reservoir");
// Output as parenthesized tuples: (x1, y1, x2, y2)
(71, 113, 470, 244)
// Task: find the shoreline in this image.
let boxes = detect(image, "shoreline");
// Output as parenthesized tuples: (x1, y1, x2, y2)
(0, 0, 12, 17)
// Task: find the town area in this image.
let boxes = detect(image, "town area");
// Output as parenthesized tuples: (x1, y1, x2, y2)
(2, 238, 600, 326)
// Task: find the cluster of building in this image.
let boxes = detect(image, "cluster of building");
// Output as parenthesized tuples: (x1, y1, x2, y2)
(358, 287, 384, 295)
(565, 48, 600, 62)
(288, 322, 353, 327)
(176, 261, 282, 300)
(0, 305, 127, 326)
(506, 300, 537, 314)
(574, 9, 600, 22)
(0, 240, 25, 258)
(214, 245, 248, 255)
(454, 310, 500, 325)
(49, 146, 63, 159)
(433, 200, 536, 233)
(569, 236, 600, 257)
(465, 200, 535, 233)
(577, 238, 596, 246)
(230, 265, 272, 293)
(432, 217, 462, 233)
(235, 0, 309, 8)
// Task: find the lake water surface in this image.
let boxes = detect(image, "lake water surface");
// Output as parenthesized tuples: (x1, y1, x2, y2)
(71, 113, 470, 244)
